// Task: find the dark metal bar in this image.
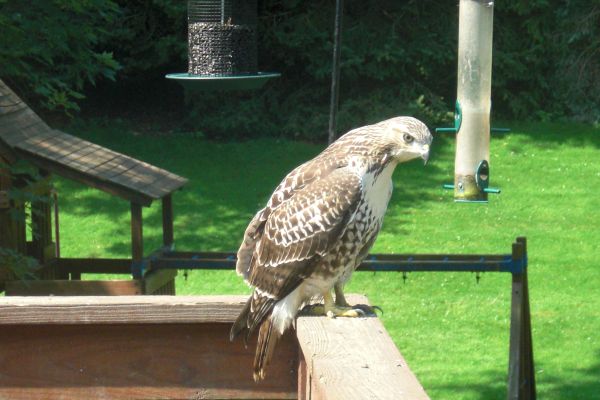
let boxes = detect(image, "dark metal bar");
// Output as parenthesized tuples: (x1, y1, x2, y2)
(327, 0, 344, 144)
(165, 250, 508, 263)
(164, 251, 237, 259)
(357, 260, 517, 273)
(153, 257, 234, 270)
(55, 258, 132, 275)
(151, 251, 523, 273)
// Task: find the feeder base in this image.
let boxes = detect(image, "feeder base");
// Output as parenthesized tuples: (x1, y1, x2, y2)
(166, 72, 280, 91)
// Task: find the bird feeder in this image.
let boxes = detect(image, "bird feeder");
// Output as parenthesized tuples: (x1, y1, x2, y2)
(453, 0, 496, 202)
(166, 0, 280, 91)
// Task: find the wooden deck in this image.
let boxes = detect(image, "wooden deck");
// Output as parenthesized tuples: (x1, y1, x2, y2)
(0, 295, 430, 400)
(0, 80, 187, 206)
(297, 316, 429, 400)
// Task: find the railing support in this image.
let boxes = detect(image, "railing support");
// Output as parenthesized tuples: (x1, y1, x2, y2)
(507, 237, 536, 400)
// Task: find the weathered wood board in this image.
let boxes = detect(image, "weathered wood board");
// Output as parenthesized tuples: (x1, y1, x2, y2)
(0, 79, 188, 206)
(0, 296, 297, 400)
(296, 296, 430, 400)
(0, 295, 429, 400)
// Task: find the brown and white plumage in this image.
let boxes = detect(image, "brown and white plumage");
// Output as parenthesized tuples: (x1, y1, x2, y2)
(230, 116, 432, 380)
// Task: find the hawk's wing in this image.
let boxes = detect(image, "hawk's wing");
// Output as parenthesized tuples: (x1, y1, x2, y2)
(237, 166, 361, 300)
(236, 157, 337, 279)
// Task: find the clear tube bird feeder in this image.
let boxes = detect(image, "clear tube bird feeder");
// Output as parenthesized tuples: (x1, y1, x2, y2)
(454, 0, 494, 202)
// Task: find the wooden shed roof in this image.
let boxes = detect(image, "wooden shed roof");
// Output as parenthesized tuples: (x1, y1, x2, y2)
(0, 80, 187, 206)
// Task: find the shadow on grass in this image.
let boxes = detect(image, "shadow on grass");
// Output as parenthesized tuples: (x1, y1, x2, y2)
(431, 351, 600, 400)
(56, 125, 453, 257)
(499, 121, 600, 150)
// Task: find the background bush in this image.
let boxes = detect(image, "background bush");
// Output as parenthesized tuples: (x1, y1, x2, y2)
(0, 0, 121, 113)
(1, 0, 598, 139)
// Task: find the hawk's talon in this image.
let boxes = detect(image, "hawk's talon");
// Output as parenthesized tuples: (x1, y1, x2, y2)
(351, 303, 382, 317)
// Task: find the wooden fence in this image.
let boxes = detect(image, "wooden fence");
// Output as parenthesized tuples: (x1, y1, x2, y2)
(0, 294, 428, 400)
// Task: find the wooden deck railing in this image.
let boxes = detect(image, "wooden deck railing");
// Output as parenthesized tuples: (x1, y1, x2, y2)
(0, 295, 428, 400)
(297, 310, 429, 400)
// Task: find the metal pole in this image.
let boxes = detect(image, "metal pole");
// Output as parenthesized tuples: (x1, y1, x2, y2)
(221, 0, 225, 24)
(454, 0, 494, 201)
(328, 0, 344, 144)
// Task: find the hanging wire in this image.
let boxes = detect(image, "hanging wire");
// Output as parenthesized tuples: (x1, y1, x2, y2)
(327, 0, 344, 144)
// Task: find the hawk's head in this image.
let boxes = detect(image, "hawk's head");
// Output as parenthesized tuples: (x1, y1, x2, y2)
(379, 116, 433, 164)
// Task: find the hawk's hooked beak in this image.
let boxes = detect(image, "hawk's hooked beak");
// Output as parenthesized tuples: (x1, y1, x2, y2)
(421, 144, 430, 165)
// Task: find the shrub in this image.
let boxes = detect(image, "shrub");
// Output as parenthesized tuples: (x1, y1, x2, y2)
(0, 0, 121, 113)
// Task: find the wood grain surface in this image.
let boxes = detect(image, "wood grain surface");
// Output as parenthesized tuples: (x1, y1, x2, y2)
(0, 295, 248, 325)
(296, 296, 430, 400)
(0, 323, 297, 399)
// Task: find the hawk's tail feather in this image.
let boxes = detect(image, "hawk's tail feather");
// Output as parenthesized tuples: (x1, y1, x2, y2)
(230, 296, 252, 344)
(230, 291, 280, 380)
(253, 317, 280, 381)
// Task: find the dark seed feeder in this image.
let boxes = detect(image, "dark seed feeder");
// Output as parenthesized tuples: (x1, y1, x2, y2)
(167, 0, 280, 91)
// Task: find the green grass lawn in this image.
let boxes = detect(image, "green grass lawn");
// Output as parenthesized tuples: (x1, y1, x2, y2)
(56, 119, 599, 399)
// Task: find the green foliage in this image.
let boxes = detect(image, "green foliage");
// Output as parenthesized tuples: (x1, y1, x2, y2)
(0, 162, 45, 282)
(493, 1, 600, 121)
(186, 0, 598, 139)
(2, 161, 51, 236)
(186, 1, 457, 139)
(0, 0, 121, 113)
(102, 0, 187, 76)
(0, 1, 598, 131)
(0, 247, 38, 281)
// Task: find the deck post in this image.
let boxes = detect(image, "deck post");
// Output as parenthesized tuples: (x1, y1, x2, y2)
(0, 156, 15, 252)
(162, 194, 174, 248)
(296, 297, 430, 400)
(0, 156, 17, 287)
(507, 238, 536, 400)
(297, 349, 310, 400)
(131, 202, 144, 278)
(30, 170, 53, 260)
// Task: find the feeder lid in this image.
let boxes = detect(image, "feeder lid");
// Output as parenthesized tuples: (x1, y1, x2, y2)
(166, 72, 280, 91)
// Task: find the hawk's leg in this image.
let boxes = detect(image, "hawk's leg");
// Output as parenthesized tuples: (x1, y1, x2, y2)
(334, 283, 350, 307)
(301, 292, 376, 318)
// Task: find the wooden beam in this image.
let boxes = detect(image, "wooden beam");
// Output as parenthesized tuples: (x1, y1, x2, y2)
(4, 280, 143, 296)
(298, 349, 310, 400)
(142, 268, 177, 295)
(296, 295, 430, 400)
(30, 170, 54, 264)
(15, 148, 154, 206)
(0, 141, 16, 164)
(508, 239, 536, 400)
(0, 157, 15, 248)
(0, 295, 250, 325)
(131, 202, 143, 262)
(0, 295, 296, 400)
(162, 194, 174, 247)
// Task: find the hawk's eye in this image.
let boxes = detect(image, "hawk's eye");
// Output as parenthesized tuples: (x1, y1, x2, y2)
(403, 133, 414, 143)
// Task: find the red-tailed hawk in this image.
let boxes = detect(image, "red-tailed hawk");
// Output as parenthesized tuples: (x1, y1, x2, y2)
(230, 116, 432, 380)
